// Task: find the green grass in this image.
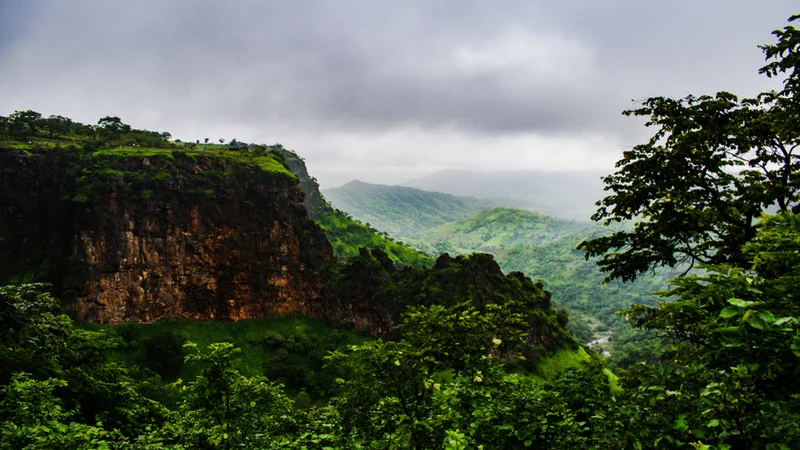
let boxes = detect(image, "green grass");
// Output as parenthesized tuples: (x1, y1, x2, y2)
(218, 152, 295, 178)
(603, 367, 622, 392)
(534, 347, 593, 380)
(94, 147, 295, 178)
(317, 208, 434, 268)
(94, 147, 176, 158)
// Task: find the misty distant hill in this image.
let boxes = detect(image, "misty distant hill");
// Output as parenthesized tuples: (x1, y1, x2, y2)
(403, 169, 608, 221)
(322, 180, 500, 236)
(406, 207, 592, 256)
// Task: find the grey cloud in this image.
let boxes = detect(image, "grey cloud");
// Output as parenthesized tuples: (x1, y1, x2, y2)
(0, 0, 797, 182)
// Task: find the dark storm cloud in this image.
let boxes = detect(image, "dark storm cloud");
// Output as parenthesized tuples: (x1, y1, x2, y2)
(1, 1, 794, 135)
(0, 1, 797, 186)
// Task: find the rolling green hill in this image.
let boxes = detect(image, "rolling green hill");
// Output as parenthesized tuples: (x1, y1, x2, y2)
(407, 207, 592, 255)
(322, 180, 499, 236)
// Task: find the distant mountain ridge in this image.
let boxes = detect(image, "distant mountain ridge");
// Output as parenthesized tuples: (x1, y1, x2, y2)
(323, 180, 501, 236)
(406, 207, 593, 257)
(404, 169, 608, 221)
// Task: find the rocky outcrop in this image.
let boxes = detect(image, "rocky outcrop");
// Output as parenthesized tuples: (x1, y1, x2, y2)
(0, 148, 575, 352)
(0, 148, 334, 323)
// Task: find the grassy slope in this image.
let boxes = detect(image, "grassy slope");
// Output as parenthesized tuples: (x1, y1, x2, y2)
(323, 180, 498, 236)
(408, 207, 592, 255)
(317, 208, 434, 268)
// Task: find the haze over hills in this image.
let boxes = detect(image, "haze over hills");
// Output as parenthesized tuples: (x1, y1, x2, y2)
(406, 207, 592, 256)
(322, 180, 501, 236)
(404, 169, 608, 221)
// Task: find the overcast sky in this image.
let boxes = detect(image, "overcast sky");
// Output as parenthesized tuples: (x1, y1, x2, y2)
(0, 1, 796, 187)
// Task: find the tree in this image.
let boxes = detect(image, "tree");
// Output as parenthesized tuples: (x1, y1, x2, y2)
(579, 14, 800, 283)
(0, 284, 168, 442)
(606, 213, 800, 448)
(204, 137, 209, 144)
(41, 115, 71, 139)
(8, 110, 42, 136)
(97, 116, 131, 140)
(219, 138, 224, 144)
(165, 342, 298, 448)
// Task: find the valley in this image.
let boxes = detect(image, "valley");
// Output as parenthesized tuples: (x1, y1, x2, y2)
(2, 12, 800, 445)
(324, 180, 677, 361)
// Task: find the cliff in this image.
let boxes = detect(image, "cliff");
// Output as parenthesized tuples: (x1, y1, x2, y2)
(0, 148, 334, 323)
(1, 146, 573, 354)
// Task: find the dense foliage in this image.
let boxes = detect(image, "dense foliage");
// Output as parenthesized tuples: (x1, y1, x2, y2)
(0, 254, 603, 449)
(375, 203, 673, 362)
(495, 228, 682, 363)
(8, 210, 798, 448)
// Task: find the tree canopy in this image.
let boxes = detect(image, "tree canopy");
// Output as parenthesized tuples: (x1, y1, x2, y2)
(579, 15, 800, 283)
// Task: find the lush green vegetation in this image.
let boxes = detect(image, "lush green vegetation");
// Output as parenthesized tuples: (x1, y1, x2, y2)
(1, 13, 800, 449)
(373, 202, 669, 362)
(5, 207, 799, 447)
(323, 180, 499, 236)
(0, 250, 600, 448)
(106, 315, 370, 401)
(0, 112, 294, 182)
(407, 207, 591, 255)
(494, 228, 683, 365)
(316, 208, 434, 268)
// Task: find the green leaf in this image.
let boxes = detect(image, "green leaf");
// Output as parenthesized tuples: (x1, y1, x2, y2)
(792, 336, 800, 358)
(747, 317, 767, 330)
(719, 306, 743, 319)
(707, 419, 719, 428)
(727, 298, 756, 308)
(721, 326, 744, 343)
(672, 416, 689, 432)
(755, 310, 775, 323)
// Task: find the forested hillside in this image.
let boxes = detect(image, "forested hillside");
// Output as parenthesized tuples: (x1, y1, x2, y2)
(323, 180, 499, 236)
(407, 207, 591, 255)
(1, 13, 800, 449)
(388, 205, 672, 358)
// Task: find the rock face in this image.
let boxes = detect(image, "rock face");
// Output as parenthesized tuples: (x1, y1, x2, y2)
(0, 148, 334, 323)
